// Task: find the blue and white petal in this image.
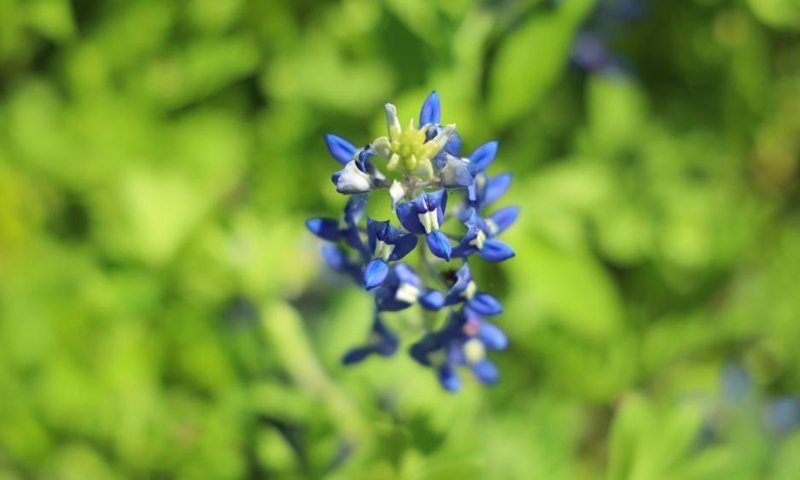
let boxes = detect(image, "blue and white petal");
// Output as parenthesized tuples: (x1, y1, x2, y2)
(440, 155, 474, 189)
(486, 206, 520, 236)
(334, 160, 374, 194)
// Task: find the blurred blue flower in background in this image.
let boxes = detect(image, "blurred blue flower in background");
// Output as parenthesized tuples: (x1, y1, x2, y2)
(550, 0, 648, 75)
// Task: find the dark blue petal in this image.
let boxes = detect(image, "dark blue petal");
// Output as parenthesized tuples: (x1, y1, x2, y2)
(356, 146, 376, 171)
(451, 223, 480, 259)
(419, 91, 441, 126)
(471, 359, 499, 384)
(438, 365, 461, 392)
(321, 244, 347, 271)
(426, 230, 452, 261)
(478, 239, 515, 262)
(344, 194, 368, 226)
(366, 217, 382, 253)
(342, 347, 373, 365)
(467, 293, 503, 316)
(305, 218, 340, 242)
(488, 206, 520, 236)
(444, 264, 474, 305)
(410, 336, 438, 365)
(389, 233, 418, 261)
(363, 259, 389, 290)
(468, 141, 499, 175)
(425, 189, 447, 211)
(419, 290, 444, 311)
(324, 134, 357, 165)
(396, 201, 426, 234)
(477, 321, 508, 350)
(373, 317, 399, 356)
(483, 173, 513, 207)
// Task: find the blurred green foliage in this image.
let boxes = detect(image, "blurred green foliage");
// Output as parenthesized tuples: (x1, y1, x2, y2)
(1, 0, 800, 478)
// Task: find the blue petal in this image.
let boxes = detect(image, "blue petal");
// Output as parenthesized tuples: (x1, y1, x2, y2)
(471, 359, 499, 384)
(366, 217, 383, 253)
(446, 130, 462, 155)
(321, 244, 347, 271)
(393, 263, 421, 287)
(451, 223, 480, 259)
(468, 293, 503, 316)
(372, 317, 399, 356)
(363, 259, 389, 290)
(419, 290, 444, 310)
(438, 365, 461, 392)
(477, 321, 508, 350)
(344, 194, 368, 226)
(324, 134, 357, 165)
(468, 141, 499, 174)
(419, 91, 441, 126)
(342, 347, 373, 365)
(444, 264, 474, 305)
(305, 218, 340, 242)
(425, 189, 447, 212)
(426, 230, 452, 261)
(483, 173, 513, 207)
(356, 146, 376, 171)
(478, 239, 515, 262)
(489, 206, 520, 235)
(396, 200, 426, 234)
(389, 233, 418, 261)
(766, 396, 800, 434)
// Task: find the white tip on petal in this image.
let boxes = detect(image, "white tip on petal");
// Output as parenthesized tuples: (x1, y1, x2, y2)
(385, 103, 402, 140)
(336, 161, 373, 194)
(440, 155, 473, 188)
(433, 124, 456, 147)
(389, 180, 406, 210)
(372, 136, 393, 159)
(395, 282, 421, 304)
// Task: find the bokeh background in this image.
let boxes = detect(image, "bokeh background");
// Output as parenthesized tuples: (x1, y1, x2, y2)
(2, 0, 800, 478)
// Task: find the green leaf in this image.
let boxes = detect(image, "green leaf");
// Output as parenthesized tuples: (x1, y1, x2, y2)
(488, 0, 595, 127)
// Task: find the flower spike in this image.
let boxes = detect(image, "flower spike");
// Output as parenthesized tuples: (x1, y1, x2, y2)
(307, 91, 518, 391)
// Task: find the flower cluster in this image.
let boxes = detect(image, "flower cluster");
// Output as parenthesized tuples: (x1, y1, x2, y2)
(306, 92, 517, 392)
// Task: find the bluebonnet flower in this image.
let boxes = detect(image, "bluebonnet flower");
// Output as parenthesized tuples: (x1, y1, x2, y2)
(374, 263, 443, 312)
(307, 91, 518, 391)
(452, 207, 518, 262)
(410, 309, 508, 392)
(363, 219, 417, 289)
(396, 190, 452, 260)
